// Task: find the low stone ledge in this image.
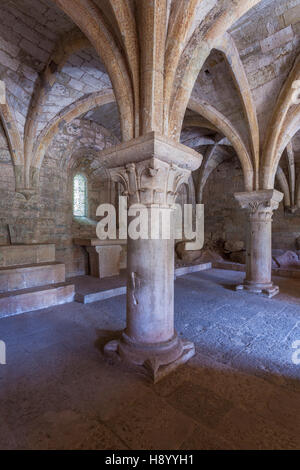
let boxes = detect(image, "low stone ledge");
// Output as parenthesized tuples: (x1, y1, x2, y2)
(0, 244, 55, 268)
(213, 261, 300, 279)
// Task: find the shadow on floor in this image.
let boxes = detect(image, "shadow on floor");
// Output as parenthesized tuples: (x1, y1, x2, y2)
(0, 268, 299, 449)
(0, 341, 299, 450)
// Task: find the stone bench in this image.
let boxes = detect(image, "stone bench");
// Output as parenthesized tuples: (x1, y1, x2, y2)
(0, 244, 74, 318)
(74, 238, 127, 279)
(0, 244, 55, 268)
(0, 262, 65, 293)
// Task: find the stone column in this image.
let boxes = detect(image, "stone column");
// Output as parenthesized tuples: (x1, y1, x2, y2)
(103, 133, 202, 381)
(234, 189, 283, 298)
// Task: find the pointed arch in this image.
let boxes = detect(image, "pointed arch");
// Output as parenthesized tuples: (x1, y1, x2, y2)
(109, 0, 140, 134)
(182, 115, 218, 133)
(0, 86, 23, 168)
(51, 0, 134, 141)
(262, 54, 300, 188)
(215, 32, 259, 188)
(188, 96, 254, 191)
(32, 90, 116, 170)
(286, 142, 296, 207)
(163, 0, 199, 134)
(24, 29, 90, 180)
(276, 166, 291, 207)
(168, 0, 264, 141)
(266, 104, 300, 188)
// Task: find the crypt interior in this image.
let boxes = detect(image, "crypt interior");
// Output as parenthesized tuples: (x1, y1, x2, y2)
(0, 0, 300, 450)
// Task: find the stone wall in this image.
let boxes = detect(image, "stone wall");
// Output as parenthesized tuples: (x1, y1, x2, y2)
(0, 118, 119, 277)
(202, 156, 300, 251)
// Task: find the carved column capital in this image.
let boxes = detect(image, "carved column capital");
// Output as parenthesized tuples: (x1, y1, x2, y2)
(101, 132, 202, 207)
(109, 158, 191, 206)
(234, 190, 283, 221)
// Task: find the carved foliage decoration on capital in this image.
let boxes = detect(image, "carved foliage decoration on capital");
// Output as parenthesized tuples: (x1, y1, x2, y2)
(109, 158, 190, 207)
(248, 200, 274, 221)
(238, 198, 281, 221)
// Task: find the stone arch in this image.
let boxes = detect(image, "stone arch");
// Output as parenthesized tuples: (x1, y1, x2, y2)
(276, 166, 291, 207)
(214, 33, 259, 187)
(267, 105, 300, 189)
(168, 0, 264, 141)
(51, 0, 135, 141)
(24, 29, 91, 179)
(32, 90, 116, 170)
(188, 97, 254, 191)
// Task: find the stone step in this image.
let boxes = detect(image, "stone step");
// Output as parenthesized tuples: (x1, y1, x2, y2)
(72, 263, 212, 304)
(175, 262, 212, 278)
(0, 282, 75, 318)
(0, 262, 66, 293)
(75, 286, 126, 304)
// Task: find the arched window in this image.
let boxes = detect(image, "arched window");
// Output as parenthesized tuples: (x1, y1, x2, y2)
(73, 173, 88, 217)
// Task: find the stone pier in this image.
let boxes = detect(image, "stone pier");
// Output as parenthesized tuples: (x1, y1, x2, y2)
(103, 132, 202, 381)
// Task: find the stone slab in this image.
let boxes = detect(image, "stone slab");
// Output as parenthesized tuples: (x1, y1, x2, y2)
(0, 282, 75, 318)
(0, 244, 55, 268)
(0, 262, 65, 293)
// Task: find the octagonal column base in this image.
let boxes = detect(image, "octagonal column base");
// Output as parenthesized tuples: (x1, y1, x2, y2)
(236, 281, 279, 298)
(104, 333, 195, 383)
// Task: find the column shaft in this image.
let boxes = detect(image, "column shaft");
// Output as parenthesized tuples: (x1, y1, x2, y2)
(126, 231, 174, 344)
(245, 210, 272, 286)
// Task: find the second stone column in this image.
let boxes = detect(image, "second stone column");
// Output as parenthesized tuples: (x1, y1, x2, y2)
(234, 189, 283, 298)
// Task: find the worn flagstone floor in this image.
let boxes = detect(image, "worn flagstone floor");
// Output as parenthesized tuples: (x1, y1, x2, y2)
(0, 268, 300, 450)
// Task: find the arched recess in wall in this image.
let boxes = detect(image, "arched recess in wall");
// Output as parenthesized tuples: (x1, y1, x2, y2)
(68, 148, 111, 196)
(64, 146, 113, 232)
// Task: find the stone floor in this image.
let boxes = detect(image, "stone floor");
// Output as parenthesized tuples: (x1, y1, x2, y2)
(0, 268, 300, 450)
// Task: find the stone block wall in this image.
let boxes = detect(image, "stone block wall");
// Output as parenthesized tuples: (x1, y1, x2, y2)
(0, 117, 119, 277)
(202, 156, 300, 251)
